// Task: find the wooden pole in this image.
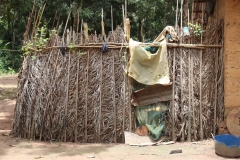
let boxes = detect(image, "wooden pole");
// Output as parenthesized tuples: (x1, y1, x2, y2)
(175, 0, 179, 29)
(24, 0, 36, 43)
(111, 6, 113, 32)
(62, 11, 71, 44)
(31, 5, 42, 38)
(111, 6, 115, 41)
(199, 3, 204, 141)
(75, 59, 79, 142)
(125, 18, 130, 42)
(98, 48, 103, 143)
(101, 8, 106, 41)
(214, 48, 218, 136)
(199, 49, 203, 141)
(76, 11, 80, 39)
(122, 5, 125, 34)
(128, 79, 132, 132)
(180, 0, 183, 41)
(80, 19, 83, 44)
(172, 48, 176, 141)
(113, 51, 117, 143)
(125, 0, 127, 19)
(191, 1, 194, 43)
(187, 49, 191, 142)
(37, 3, 46, 28)
(180, 0, 184, 142)
(84, 51, 89, 142)
(64, 52, 71, 142)
(180, 49, 184, 141)
(191, 50, 196, 141)
(214, 30, 219, 135)
(123, 52, 126, 134)
(52, 10, 58, 29)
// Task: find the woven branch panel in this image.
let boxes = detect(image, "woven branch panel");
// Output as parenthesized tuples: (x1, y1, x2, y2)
(165, 21, 224, 141)
(12, 48, 133, 143)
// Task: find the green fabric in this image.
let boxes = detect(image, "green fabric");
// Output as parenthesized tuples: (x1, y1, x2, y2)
(135, 102, 168, 141)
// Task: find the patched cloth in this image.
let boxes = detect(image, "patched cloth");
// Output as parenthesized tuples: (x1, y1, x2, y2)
(128, 26, 178, 85)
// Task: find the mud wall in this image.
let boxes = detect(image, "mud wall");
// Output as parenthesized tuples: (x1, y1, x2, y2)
(223, 0, 240, 115)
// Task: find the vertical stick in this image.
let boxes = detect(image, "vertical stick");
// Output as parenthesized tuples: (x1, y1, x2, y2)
(199, 49, 203, 141)
(180, 0, 184, 141)
(191, 2, 194, 43)
(128, 78, 132, 132)
(187, 49, 191, 142)
(175, 0, 179, 29)
(214, 30, 220, 135)
(199, 3, 204, 141)
(56, 16, 60, 30)
(122, 5, 125, 34)
(24, 0, 36, 42)
(125, 18, 130, 42)
(52, 10, 58, 29)
(31, 6, 42, 38)
(85, 51, 89, 143)
(180, 0, 183, 42)
(111, 5, 115, 41)
(191, 1, 194, 23)
(64, 52, 71, 142)
(172, 48, 176, 141)
(191, 51, 196, 141)
(214, 48, 218, 136)
(98, 49, 103, 143)
(76, 11, 80, 41)
(125, 0, 127, 19)
(187, 9, 190, 42)
(112, 51, 117, 143)
(80, 19, 83, 44)
(123, 52, 126, 134)
(111, 6, 113, 32)
(180, 48, 184, 141)
(75, 59, 79, 142)
(201, 4, 203, 44)
(101, 8, 106, 41)
(62, 11, 71, 44)
(37, 3, 46, 28)
(102, 8, 103, 22)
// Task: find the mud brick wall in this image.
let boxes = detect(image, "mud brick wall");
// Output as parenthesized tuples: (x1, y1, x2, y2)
(223, 0, 240, 115)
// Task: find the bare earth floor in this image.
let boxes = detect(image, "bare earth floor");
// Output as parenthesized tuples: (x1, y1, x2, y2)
(0, 75, 231, 160)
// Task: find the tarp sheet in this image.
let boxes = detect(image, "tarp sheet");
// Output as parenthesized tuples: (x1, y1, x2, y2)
(135, 102, 168, 141)
(128, 26, 178, 85)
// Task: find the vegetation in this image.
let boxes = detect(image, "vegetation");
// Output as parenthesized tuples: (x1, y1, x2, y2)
(188, 22, 205, 37)
(0, 0, 179, 74)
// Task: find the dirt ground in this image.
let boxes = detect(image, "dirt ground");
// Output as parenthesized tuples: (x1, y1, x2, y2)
(0, 75, 230, 160)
